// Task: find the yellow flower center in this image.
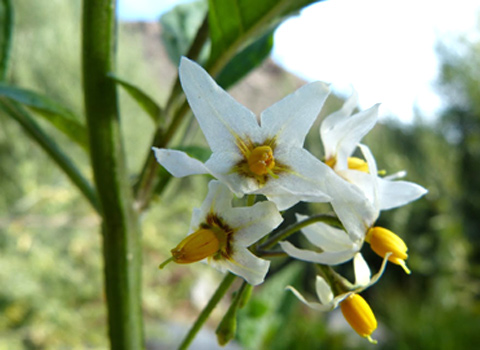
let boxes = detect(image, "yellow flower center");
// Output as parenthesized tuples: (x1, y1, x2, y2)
(347, 157, 369, 173)
(340, 294, 377, 343)
(170, 228, 222, 264)
(247, 145, 275, 176)
(366, 226, 411, 274)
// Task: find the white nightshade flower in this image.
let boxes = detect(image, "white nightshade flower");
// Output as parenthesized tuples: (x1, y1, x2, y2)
(281, 144, 426, 272)
(162, 180, 283, 286)
(153, 57, 339, 210)
(286, 253, 389, 312)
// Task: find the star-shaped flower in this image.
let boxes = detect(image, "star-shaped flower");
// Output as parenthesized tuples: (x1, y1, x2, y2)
(281, 144, 427, 272)
(161, 180, 283, 285)
(153, 57, 338, 210)
(320, 91, 427, 211)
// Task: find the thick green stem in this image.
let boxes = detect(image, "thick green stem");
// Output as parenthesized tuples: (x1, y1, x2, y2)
(82, 0, 143, 349)
(0, 0, 13, 81)
(178, 273, 236, 350)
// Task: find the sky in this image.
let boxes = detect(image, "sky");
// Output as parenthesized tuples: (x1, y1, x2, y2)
(118, 0, 480, 123)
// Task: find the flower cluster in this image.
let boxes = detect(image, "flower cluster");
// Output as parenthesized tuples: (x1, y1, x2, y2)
(155, 58, 427, 342)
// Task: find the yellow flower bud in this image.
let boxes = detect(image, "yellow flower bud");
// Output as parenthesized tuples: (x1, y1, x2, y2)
(247, 145, 275, 176)
(347, 157, 369, 173)
(340, 294, 377, 343)
(171, 228, 221, 264)
(366, 226, 411, 274)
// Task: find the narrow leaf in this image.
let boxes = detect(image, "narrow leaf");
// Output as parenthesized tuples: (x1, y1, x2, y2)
(0, 84, 88, 150)
(107, 73, 162, 124)
(216, 30, 274, 89)
(0, 99, 99, 212)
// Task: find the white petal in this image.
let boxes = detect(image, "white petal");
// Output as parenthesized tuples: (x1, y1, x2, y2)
(179, 57, 261, 153)
(334, 105, 379, 170)
(152, 148, 208, 177)
(315, 275, 334, 305)
(279, 241, 358, 265)
(296, 214, 355, 252)
(221, 248, 270, 286)
(321, 91, 359, 160)
(367, 253, 390, 287)
(328, 174, 378, 241)
(260, 81, 330, 148)
(353, 253, 371, 287)
(205, 180, 234, 214)
(227, 201, 283, 247)
(259, 148, 334, 209)
(377, 178, 428, 211)
(286, 285, 335, 312)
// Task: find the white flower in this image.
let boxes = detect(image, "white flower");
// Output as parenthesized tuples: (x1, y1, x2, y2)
(153, 57, 339, 210)
(286, 253, 388, 312)
(320, 91, 427, 211)
(281, 144, 427, 272)
(164, 180, 283, 285)
(321, 90, 378, 172)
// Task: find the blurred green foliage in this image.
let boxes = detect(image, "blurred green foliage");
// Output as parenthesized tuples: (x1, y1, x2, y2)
(1, 0, 480, 349)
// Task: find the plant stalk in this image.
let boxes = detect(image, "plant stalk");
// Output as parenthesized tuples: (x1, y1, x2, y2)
(82, 0, 144, 348)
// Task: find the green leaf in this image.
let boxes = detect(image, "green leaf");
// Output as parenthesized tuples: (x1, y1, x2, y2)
(0, 99, 99, 211)
(160, 0, 209, 65)
(107, 73, 162, 124)
(0, 0, 13, 80)
(0, 84, 88, 150)
(207, 0, 324, 75)
(216, 29, 274, 89)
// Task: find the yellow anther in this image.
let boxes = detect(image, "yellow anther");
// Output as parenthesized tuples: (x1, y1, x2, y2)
(366, 226, 411, 274)
(340, 294, 378, 343)
(347, 157, 369, 173)
(248, 146, 275, 176)
(325, 157, 336, 169)
(171, 228, 220, 264)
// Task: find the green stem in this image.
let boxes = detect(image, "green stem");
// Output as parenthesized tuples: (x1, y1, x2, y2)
(82, 0, 143, 349)
(178, 273, 236, 350)
(0, 99, 99, 212)
(0, 0, 13, 81)
(258, 214, 343, 251)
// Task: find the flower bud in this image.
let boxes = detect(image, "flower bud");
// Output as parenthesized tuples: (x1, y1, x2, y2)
(340, 294, 377, 343)
(171, 228, 220, 264)
(366, 226, 411, 274)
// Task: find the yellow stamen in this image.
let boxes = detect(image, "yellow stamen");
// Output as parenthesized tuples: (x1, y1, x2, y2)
(247, 146, 275, 176)
(366, 226, 411, 274)
(171, 228, 220, 264)
(347, 157, 369, 173)
(340, 294, 378, 343)
(325, 157, 336, 169)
